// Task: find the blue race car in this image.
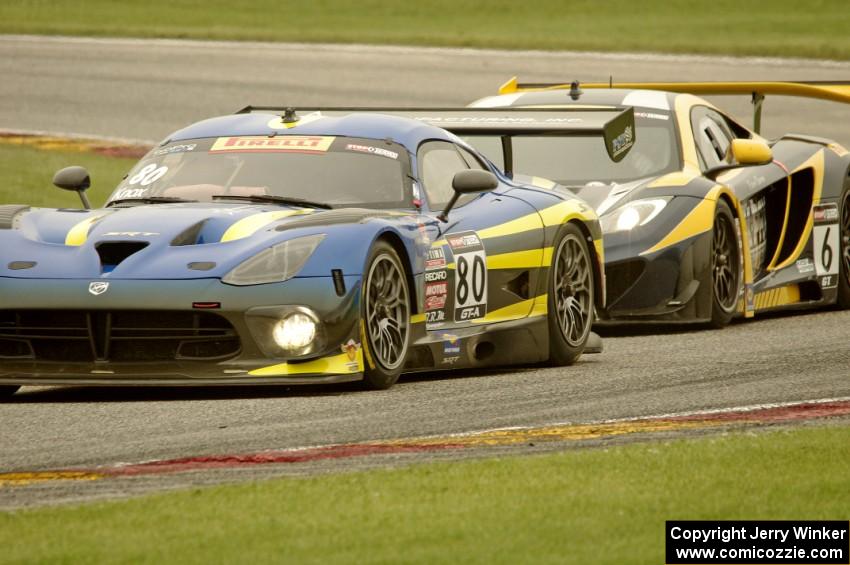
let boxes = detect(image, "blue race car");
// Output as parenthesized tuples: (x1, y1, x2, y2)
(0, 108, 609, 395)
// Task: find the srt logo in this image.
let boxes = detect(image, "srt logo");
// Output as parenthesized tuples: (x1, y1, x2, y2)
(88, 282, 110, 296)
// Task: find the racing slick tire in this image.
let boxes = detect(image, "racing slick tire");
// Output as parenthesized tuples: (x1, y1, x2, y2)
(708, 199, 741, 328)
(837, 180, 850, 308)
(0, 385, 20, 400)
(547, 223, 594, 366)
(360, 240, 411, 390)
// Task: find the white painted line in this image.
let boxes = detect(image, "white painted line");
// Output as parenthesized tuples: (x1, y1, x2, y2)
(3, 34, 850, 69)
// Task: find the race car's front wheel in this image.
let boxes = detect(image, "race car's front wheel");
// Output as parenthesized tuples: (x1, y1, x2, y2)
(547, 223, 594, 365)
(361, 240, 411, 390)
(709, 199, 741, 328)
(0, 385, 20, 400)
(837, 181, 850, 308)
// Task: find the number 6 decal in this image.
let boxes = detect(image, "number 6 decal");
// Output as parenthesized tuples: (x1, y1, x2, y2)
(813, 220, 839, 289)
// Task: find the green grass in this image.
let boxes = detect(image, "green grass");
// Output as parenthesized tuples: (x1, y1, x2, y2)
(1, 0, 849, 60)
(0, 144, 135, 208)
(1, 425, 848, 564)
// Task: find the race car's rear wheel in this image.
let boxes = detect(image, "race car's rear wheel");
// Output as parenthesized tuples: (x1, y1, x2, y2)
(361, 241, 411, 390)
(547, 223, 594, 365)
(709, 199, 741, 328)
(0, 385, 20, 400)
(837, 181, 850, 308)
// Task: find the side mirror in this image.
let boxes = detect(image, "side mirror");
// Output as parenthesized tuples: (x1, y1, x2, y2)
(53, 166, 92, 209)
(729, 138, 773, 166)
(706, 139, 773, 180)
(438, 170, 498, 222)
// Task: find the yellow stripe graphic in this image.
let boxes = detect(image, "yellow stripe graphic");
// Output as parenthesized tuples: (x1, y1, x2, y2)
(65, 214, 110, 246)
(641, 195, 716, 256)
(433, 201, 596, 248)
(754, 285, 800, 310)
(220, 210, 313, 242)
(249, 350, 363, 377)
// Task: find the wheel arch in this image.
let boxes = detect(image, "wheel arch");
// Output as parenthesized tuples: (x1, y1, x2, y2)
(568, 218, 606, 312)
(373, 229, 420, 315)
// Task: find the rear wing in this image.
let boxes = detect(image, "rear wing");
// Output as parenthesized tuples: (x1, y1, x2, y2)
(497, 77, 850, 134)
(235, 106, 636, 162)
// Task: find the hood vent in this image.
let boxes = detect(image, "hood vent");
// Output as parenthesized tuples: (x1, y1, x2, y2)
(171, 220, 208, 246)
(96, 241, 149, 273)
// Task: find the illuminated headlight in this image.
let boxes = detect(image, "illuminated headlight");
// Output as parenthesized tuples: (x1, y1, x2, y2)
(223, 234, 325, 286)
(600, 198, 670, 233)
(272, 313, 317, 350)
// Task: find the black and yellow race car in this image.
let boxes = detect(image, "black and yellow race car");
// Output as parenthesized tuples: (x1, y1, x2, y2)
(463, 79, 850, 326)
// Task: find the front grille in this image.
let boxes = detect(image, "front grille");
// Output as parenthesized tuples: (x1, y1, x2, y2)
(0, 310, 240, 363)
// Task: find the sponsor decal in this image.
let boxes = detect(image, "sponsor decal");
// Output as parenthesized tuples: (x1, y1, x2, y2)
(114, 187, 148, 199)
(210, 136, 334, 153)
(633, 111, 669, 121)
(447, 231, 487, 323)
(447, 232, 483, 252)
(425, 270, 447, 282)
(88, 281, 109, 296)
(425, 281, 447, 297)
(425, 310, 445, 326)
(611, 125, 633, 158)
(425, 247, 446, 270)
(745, 174, 766, 191)
(440, 332, 461, 355)
(745, 283, 755, 313)
(813, 203, 839, 223)
(345, 143, 399, 160)
(340, 339, 362, 371)
(425, 294, 447, 311)
(153, 143, 197, 156)
(102, 231, 159, 237)
(425, 281, 448, 310)
(796, 258, 815, 275)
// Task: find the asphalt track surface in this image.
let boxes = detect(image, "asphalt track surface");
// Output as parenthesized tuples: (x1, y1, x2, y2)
(1, 36, 850, 507)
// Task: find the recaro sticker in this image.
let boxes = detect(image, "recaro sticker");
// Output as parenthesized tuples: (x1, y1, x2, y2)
(447, 231, 487, 323)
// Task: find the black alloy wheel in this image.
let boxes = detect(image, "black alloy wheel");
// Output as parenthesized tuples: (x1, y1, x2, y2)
(361, 240, 411, 389)
(547, 223, 594, 365)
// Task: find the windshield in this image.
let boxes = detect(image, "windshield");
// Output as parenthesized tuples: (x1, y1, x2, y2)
(463, 112, 680, 185)
(108, 135, 412, 209)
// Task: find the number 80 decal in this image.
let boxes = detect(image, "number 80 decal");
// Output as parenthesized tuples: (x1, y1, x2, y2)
(128, 163, 169, 187)
(447, 231, 488, 323)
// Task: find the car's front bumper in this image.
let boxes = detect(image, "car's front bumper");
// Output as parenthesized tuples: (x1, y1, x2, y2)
(598, 230, 713, 323)
(0, 276, 366, 385)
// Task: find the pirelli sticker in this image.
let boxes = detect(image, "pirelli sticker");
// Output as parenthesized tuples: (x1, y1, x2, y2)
(447, 231, 487, 323)
(209, 136, 335, 153)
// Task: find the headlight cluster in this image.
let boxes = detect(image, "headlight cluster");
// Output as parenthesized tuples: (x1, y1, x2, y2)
(600, 198, 670, 233)
(223, 234, 325, 286)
